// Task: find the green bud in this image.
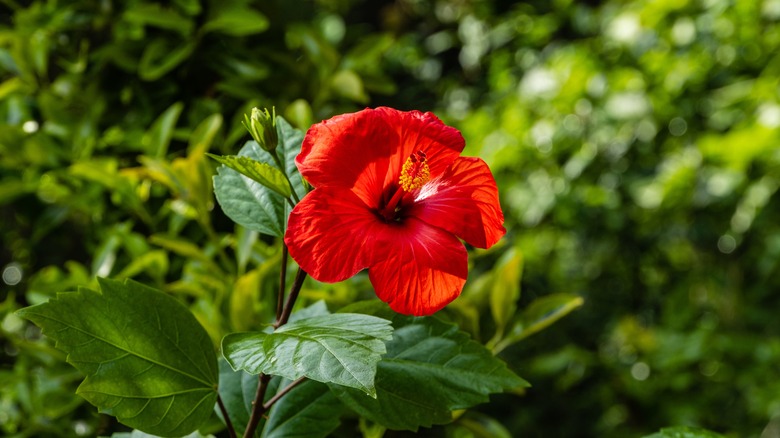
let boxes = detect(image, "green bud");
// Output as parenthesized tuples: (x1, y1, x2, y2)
(243, 107, 278, 152)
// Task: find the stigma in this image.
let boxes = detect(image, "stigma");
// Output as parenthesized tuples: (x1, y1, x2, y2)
(399, 151, 430, 191)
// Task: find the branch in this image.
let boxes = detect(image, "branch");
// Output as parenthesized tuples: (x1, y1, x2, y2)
(263, 377, 306, 410)
(276, 268, 307, 327)
(217, 395, 237, 438)
(243, 374, 272, 438)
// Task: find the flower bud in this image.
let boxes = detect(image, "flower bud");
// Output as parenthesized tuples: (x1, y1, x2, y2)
(243, 107, 278, 152)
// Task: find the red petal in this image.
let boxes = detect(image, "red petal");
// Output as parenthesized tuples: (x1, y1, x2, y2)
(409, 157, 506, 248)
(368, 218, 468, 316)
(296, 107, 464, 209)
(285, 187, 385, 282)
(372, 107, 465, 189)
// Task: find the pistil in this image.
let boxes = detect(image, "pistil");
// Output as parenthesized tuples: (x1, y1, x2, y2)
(379, 151, 431, 221)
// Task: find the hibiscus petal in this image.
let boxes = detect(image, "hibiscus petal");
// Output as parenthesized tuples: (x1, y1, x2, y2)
(368, 218, 468, 316)
(409, 156, 506, 249)
(296, 108, 464, 208)
(373, 107, 465, 189)
(285, 187, 385, 282)
(296, 109, 396, 209)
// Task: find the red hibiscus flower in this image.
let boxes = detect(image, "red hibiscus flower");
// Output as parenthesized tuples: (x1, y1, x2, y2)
(284, 107, 505, 316)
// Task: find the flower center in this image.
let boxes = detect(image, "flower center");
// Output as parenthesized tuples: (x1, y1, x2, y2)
(399, 151, 430, 191)
(379, 150, 430, 222)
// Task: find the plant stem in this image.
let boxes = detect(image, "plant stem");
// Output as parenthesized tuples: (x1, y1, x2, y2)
(244, 374, 271, 438)
(263, 377, 305, 410)
(217, 395, 237, 438)
(277, 268, 307, 327)
(276, 245, 288, 321)
(243, 267, 307, 437)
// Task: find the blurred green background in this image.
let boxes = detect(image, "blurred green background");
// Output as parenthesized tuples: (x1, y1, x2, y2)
(1, 0, 779, 436)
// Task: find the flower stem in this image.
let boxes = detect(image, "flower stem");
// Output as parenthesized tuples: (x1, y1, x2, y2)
(277, 268, 307, 327)
(243, 267, 307, 437)
(276, 245, 288, 321)
(217, 395, 237, 438)
(244, 374, 271, 438)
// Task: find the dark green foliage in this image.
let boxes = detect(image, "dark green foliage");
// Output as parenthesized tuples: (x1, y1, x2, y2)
(2, 0, 778, 436)
(16, 278, 218, 436)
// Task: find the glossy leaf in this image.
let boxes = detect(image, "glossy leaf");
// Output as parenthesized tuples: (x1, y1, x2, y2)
(222, 314, 393, 397)
(207, 153, 292, 198)
(262, 380, 344, 438)
(330, 303, 528, 431)
(16, 278, 218, 437)
(212, 117, 304, 237)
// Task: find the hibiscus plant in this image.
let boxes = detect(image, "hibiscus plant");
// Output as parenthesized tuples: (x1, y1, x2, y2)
(15, 107, 579, 437)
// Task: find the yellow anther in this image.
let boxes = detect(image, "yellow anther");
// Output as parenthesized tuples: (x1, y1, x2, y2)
(399, 151, 430, 191)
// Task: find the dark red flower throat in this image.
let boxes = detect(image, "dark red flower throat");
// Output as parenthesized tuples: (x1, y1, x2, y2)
(379, 150, 430, 222)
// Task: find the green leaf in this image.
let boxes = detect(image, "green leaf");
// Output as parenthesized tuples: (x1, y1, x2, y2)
(124, 4, 194, 35)
(229, 268, 265, 332)
(149, 234, 214, 267)
(222, 314, 393, 397)
(288, 300, 330, 322)
(643, 426, 726, 438)
(331, 70, 368, 104)
(262, 380, 344, 438)
(217, 359, 256, 434)
(212, 117, 304, 237)
(143, 102, 184, 158)
(490, 248, 523, 336)
(495, 293, 584, 352)
(139, 39, 197, 81)
(189, 113, 223, 155)
(203, 8, 269, 36)
(110, 431, 214, 438)
(234, 225, 258, 274)
(113, 249, 168, 280)
(330, 303, 528, 431)
(274, 117, 307, 199)
(16, 278, 218, 437)
(451, 411, 513, 438)
(207, 154, 292, 198)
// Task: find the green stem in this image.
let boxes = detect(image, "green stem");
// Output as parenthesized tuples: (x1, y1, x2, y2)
(217, 395, 237, 438)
